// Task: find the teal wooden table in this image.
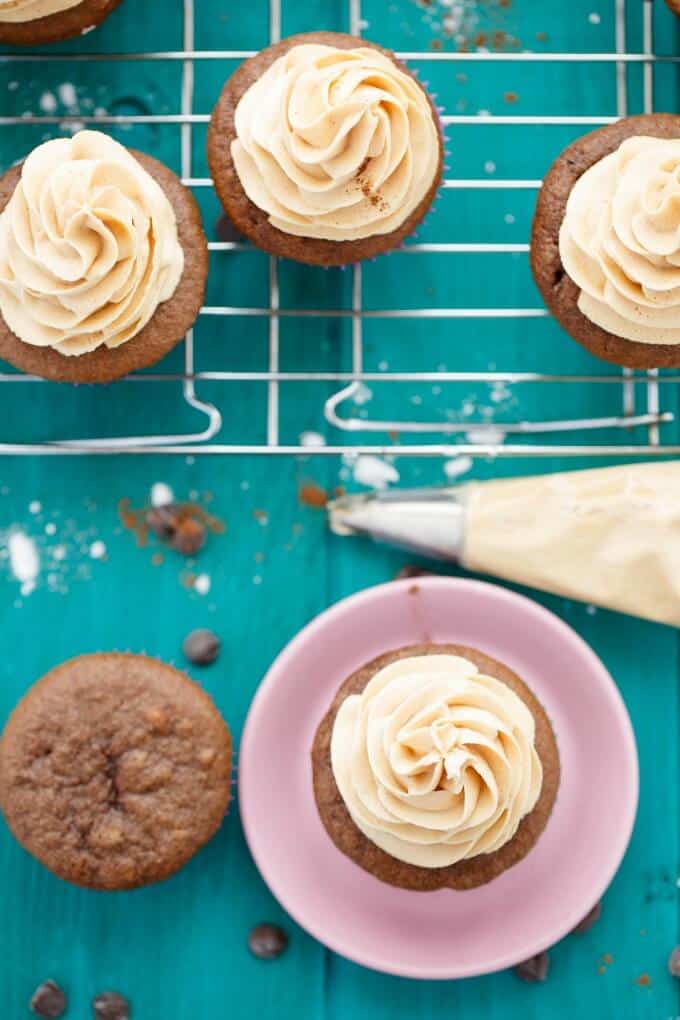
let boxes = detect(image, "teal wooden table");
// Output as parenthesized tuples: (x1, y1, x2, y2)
(1, 1, 679, 1018)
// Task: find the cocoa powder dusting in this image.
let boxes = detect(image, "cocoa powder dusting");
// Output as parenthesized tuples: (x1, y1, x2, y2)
(298, 482, 329, 509)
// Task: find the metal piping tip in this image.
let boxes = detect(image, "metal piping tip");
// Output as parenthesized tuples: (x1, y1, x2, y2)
(328, 486, 467, 561)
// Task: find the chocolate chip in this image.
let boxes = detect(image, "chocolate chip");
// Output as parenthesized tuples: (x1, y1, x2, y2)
(146, 504, 206, 556)
(215, 213, 243, 243)
(92, 991, 130, 1020)
(30, 981, 67, 1018)
(145, 504, 180, 542)
(183, 629, 220, 666)
(669, 945, 680, 978)
(514, 950, 550, 983)
(572, 901, 602, 933)
(248, 923, 288, 960)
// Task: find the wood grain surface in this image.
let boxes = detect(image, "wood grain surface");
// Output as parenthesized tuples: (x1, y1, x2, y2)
(0, 1, 678, 1018)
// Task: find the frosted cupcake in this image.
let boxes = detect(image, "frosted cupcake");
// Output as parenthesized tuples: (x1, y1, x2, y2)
(0, 131, 208, 382)
(208, 32, 444, 266)
(312, 644, 560, 891)
(532, 114, 680, 368)
(0, 0, 123, 45)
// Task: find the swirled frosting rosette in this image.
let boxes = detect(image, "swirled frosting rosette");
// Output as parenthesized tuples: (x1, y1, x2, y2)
(0, 131, 184, 356)
(230, 43, 441, 242)
(559, 135, 680, 345)
(330, 654, 543, 868)
(0, 0, 82, 22)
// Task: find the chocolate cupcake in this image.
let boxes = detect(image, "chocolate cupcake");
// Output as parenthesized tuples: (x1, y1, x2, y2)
(208, 32, 444, 266)
(0, 131, 208, 383)
(0, 653, 232, 890)
(0, 0, 123, 46)
(532, 115, 680, 368)
(312, 643, 560, 891)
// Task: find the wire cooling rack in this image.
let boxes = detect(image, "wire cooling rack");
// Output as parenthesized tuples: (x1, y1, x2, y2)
(0, 0, 678, 456)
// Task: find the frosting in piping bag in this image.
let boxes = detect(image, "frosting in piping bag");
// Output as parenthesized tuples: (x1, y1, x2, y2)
(0, 131, 184, 356)
(330, 654, 542, 868)
(0, 0, 83, 23)
(559, 135, 680, 345)
(231, 43, 440, 242)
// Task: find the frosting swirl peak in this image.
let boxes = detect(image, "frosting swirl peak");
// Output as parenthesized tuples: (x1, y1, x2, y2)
(231, 43, 441, 242)
(330, 654, 543, 868)
(559, 135, 680, 345)
(0, 131, 184, 357)
(0, 0, 82, 22)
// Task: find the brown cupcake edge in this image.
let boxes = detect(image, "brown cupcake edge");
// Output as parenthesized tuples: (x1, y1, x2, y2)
(207, 31, 445, 267)
(531, 113, 680, 369)
(0, 0, 123, 45)
(0, 652, 233, 890)
(311, 642, 560, 892)
(0, 146, 208, 383)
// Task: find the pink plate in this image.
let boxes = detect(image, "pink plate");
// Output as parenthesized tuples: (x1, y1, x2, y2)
(239, 577, 638, 979)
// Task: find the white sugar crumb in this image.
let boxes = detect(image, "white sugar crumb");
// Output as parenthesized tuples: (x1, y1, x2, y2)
(52, 544, 66, 561)
(490, 381, 512, 404)
(194, 573, 211, 596)
(39, 92, 57, 114)
(8, 531, 39, 596)
(349, 455, 399, 490)
(352, 382, 373, 406)
(484, 160, 496, 174)
(89, 540, 106, 560)
(28, 500, 42, 514)
(588, 12, 601, 24)
(45, 522, 56, 536)
(299, 430, 326, 448)
(443, 455, 473, 480)
(57, 82, 77, 107)
(150, 482, 174, 507)
(504, 212, 516, 224)
(586, 604, 598, 616)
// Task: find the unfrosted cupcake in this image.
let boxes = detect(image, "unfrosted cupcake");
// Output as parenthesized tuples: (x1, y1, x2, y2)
(0, 0, 123, 45)
(208, 32, 444, 266)
(532, 114, 680, 368)
(0, 131, 208, 382)
(312, 643, 560, 891)
(0, 653, 232, 890)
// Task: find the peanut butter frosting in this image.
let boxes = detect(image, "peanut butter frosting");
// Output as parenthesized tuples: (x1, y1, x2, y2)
(330, 654, 543, 868)
(559, 135, 680, 345)
(0, 0, 82, 22)
(230, 43, 440, 242)
(0, 131, 184, 357)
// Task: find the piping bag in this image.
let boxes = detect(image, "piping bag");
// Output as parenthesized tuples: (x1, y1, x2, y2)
(329, 461, 680, 627)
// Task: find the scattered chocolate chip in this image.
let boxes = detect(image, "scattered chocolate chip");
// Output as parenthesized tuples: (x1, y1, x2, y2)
(514, 951, 550, 983)
(395, 564, 433, 580)
(669, 945, 680, 978)
(215, 213, 243, 243)
(572, 901, 602, 933)
(30, 981, 67, 1018)
(146, 504, 206, 556)
(183, 629, 220, 666)
(92, 991, 130, 1020)
(248, 923, 288, 960)
(172, 516, 206, 556)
